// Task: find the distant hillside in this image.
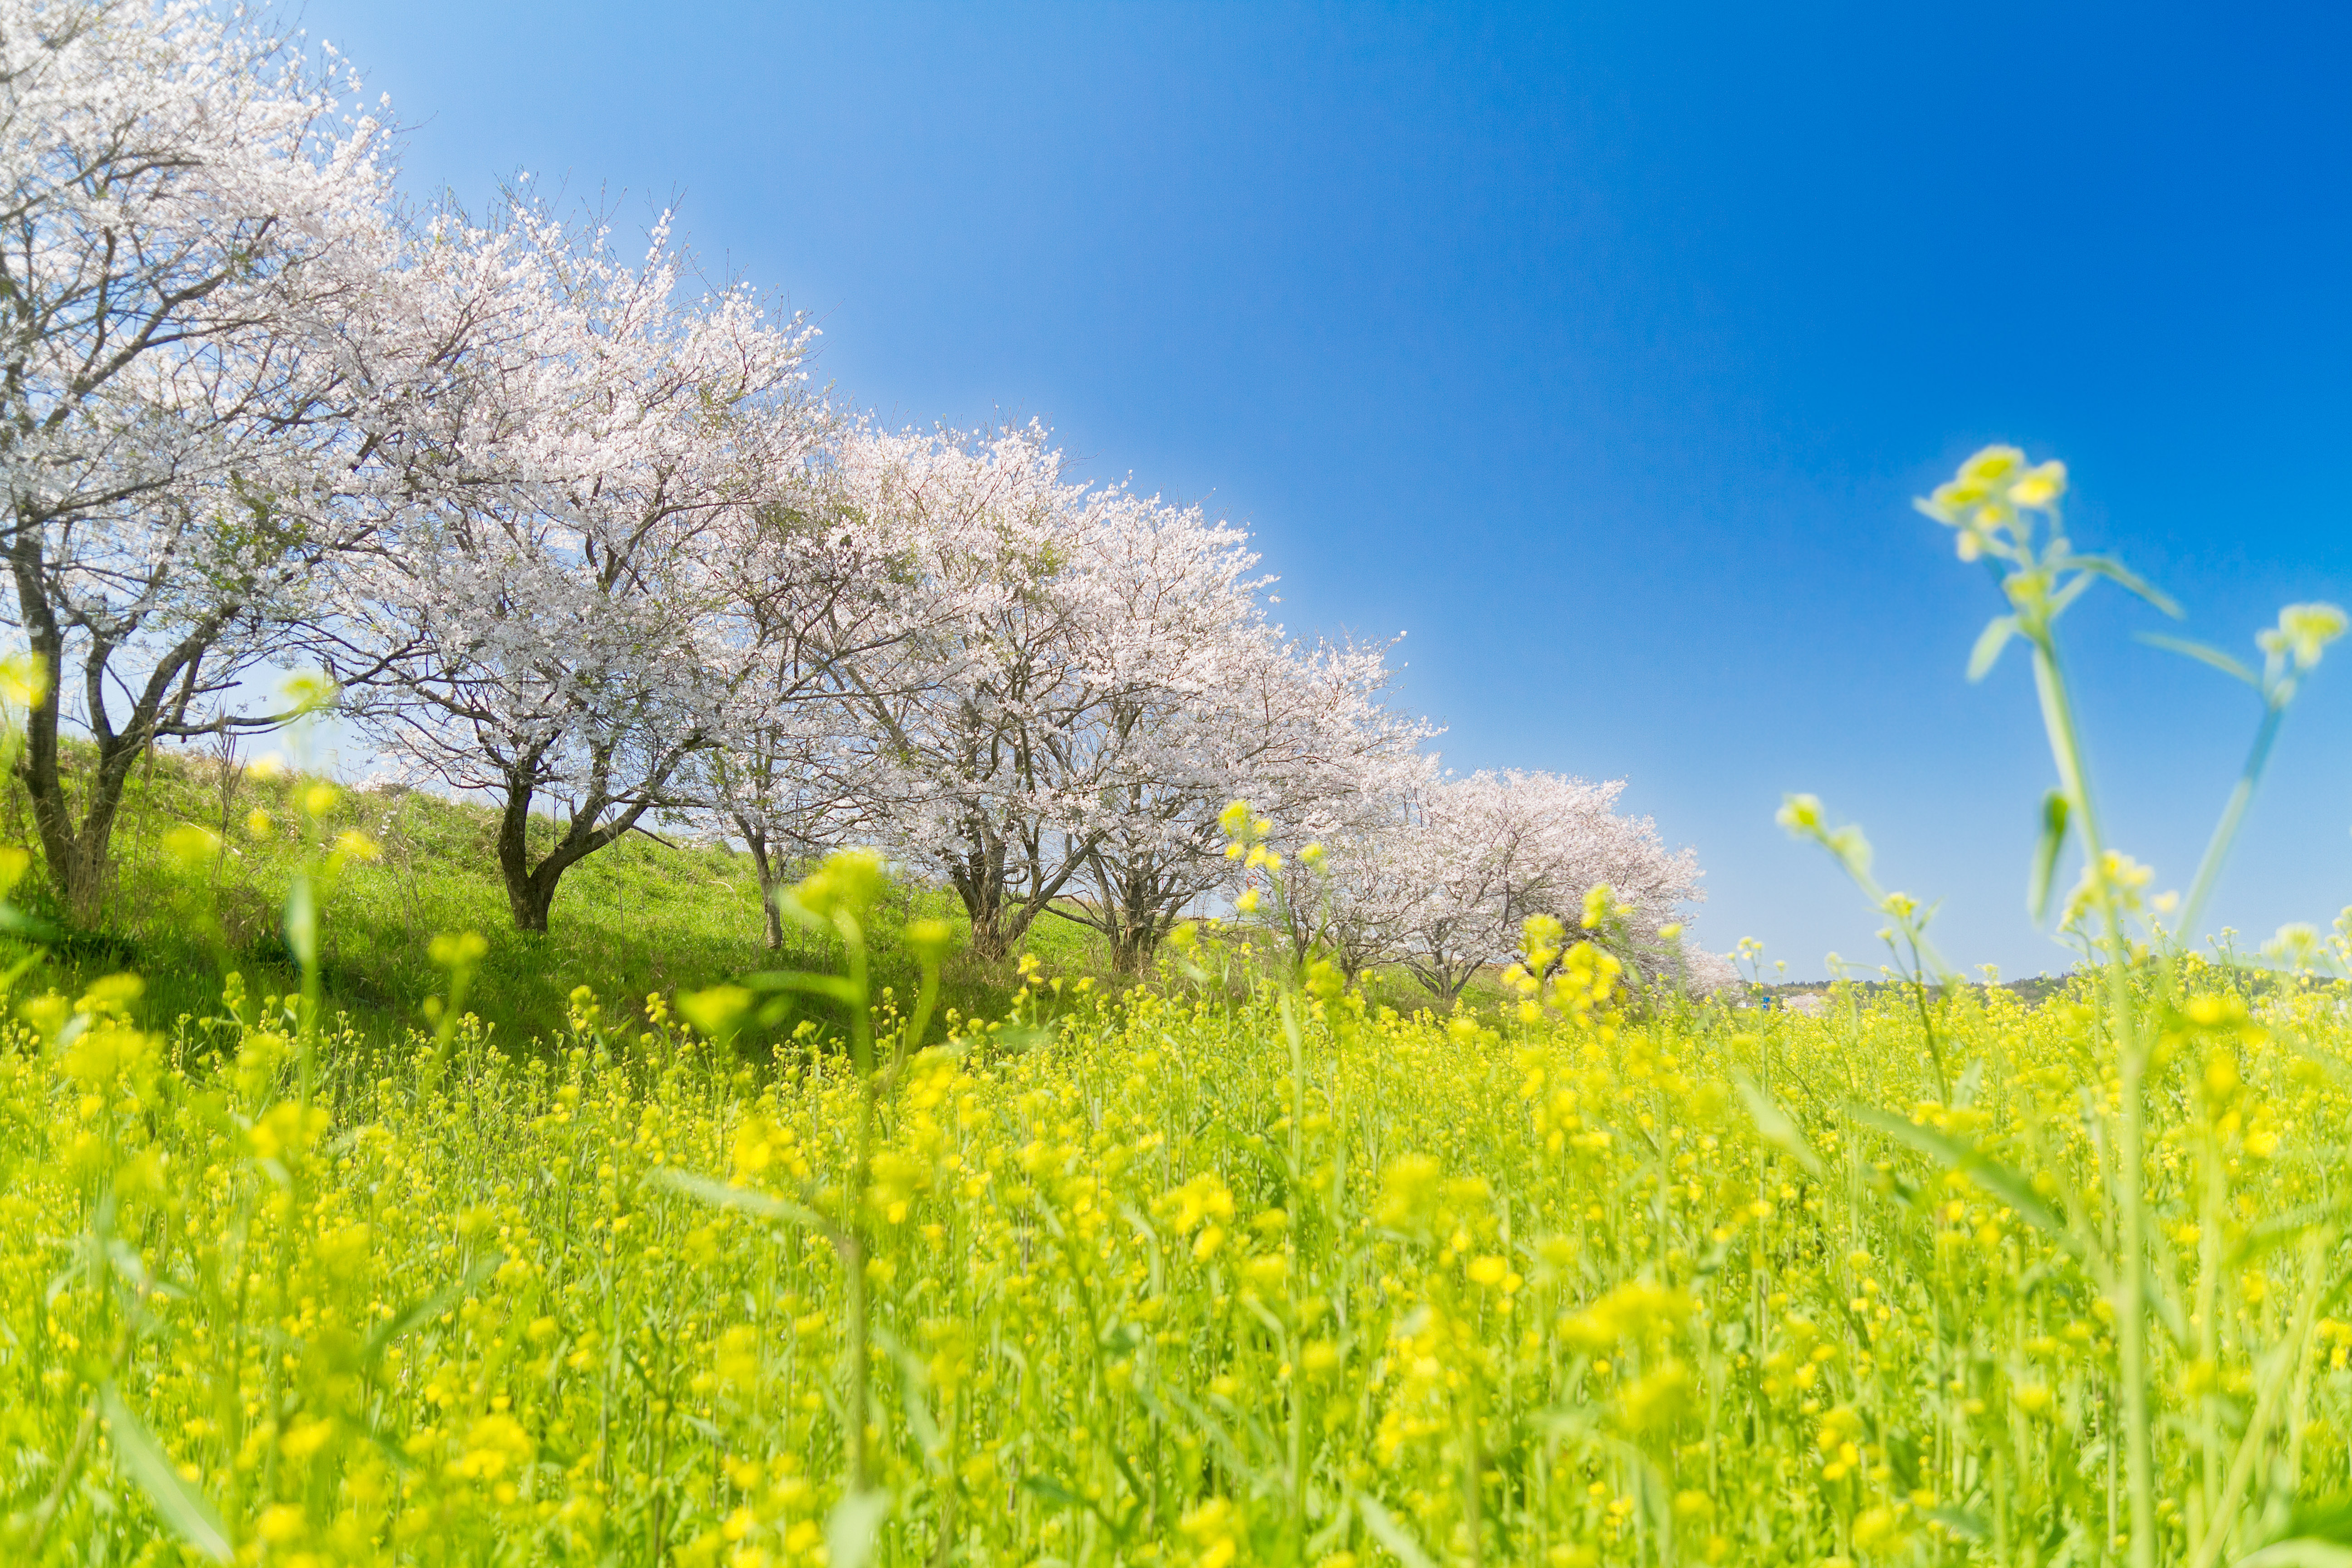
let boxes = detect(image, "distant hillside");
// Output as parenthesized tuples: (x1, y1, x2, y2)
(1755, 973, 2078, 1008)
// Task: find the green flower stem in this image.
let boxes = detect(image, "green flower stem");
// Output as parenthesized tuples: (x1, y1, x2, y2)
(2029, 631, 2155, 1568)
(2178, 699, 2285, 944)
(838, 908, 875, 1497)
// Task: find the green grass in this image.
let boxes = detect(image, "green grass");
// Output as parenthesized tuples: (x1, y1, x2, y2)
(13, 745, 1120, 1050)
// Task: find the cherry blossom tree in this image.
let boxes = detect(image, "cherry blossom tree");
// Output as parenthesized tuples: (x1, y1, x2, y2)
(328, 202, 824, 932)
(1094, 632, 1436, 975)
(1675, 942, 1741, 996)
(1046, 561, 1436, 972)
(1258, 769, 1707, 1002)
(687, 429, 941, 950)
(0, 0, 1736, 988)
(827, 425, 1265, 961)
(1254, 756, 1436, 979)
(0, 0, 402, 918)
(1406, 770, 1705, 999)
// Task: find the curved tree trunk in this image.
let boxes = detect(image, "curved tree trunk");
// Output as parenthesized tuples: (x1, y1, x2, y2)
(15, 625, 192, 927)
(11, 548, 158, 924)
(490, 747, 681, 935)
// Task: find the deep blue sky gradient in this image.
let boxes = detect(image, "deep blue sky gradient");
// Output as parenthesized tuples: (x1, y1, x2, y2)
(304, 0, 2352, 977)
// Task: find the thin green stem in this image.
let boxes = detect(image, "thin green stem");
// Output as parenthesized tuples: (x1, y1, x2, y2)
(2029, 632, 2154, 1568)
(1283, 993, 1309, 1545)
(23, 1395, 99, 1557)
(2178, 701, 2284, 941)
(837, 909, 874, 1497)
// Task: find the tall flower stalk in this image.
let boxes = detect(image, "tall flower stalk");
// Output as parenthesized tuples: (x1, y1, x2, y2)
(1784, 446, 2346, 1568)
(664, 848, 954, 1568)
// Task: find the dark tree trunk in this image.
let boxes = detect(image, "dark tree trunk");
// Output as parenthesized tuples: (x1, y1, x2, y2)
(944, 815, 1102, 968)
(948, 831, 1016, 964)
(494, 789, 562, 933)
(504, 867, 559, 934)
(964, 905, 1014, 965)
(742, 824, 787, 951)
(1104, 882, 1164, 975)
(27, 775, 123, 925)
(492, 765, 646, 936)
(1107, 926, 1148, 975)
(17, 639, 162, 926)
(7, 527, 260, 927)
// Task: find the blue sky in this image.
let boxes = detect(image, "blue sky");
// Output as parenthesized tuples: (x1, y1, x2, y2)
(305, 0, 2352, 978)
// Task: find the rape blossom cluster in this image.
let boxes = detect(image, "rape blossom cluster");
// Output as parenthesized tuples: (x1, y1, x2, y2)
(10, 899, 2352, 1565)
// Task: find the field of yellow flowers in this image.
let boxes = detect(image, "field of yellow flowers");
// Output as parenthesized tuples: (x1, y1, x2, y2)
(6, 913, 2352, 1568)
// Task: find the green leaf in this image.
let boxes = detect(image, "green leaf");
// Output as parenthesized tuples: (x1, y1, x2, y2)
(652, 1168, 828, 1231)
(740, 969, 861, 1005)
(1359, 1496, 1441, 1568)
(2071, 553, 2183, 617)
(103, 1384, 232, 1563)
(2048, 572, 2099, 618)
(827, 1487, 891, 1568)
(1735, 1073, 1823, 1176)
(2286, 1490, 2352, 1545)
(0, 901, 59, 941)
(991, 1024, 1057, 1054)
(1926, 1505, 1989, 1542)
(1846, 1104, 2081, 1260)
(2229, 1200, 2352, 1269)
(364, 1253, 501, 1368)
(1147, 1382, 1254, 1481)
(871, 1326, 943, 1455)
(1967, 615, 2019, 681)
(2137, 632, 2260, 687)
(283, 875, 317, 970)
(2236, 1542, 2352, 1568)
(1019, 1474, 1097, 1515)
(2028, 790, 2071, 926)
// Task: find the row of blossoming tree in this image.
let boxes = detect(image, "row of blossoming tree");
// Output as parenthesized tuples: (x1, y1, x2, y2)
(0, 0, 1725, 990)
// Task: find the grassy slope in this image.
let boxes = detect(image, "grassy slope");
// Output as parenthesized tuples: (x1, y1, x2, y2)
(15, 745, 1117, 1050)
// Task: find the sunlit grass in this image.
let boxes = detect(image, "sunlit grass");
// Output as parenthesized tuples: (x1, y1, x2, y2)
(8, 743, 1107, 1049)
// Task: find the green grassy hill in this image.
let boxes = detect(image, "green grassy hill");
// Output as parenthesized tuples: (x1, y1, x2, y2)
(11, 745, 1119, 1050)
